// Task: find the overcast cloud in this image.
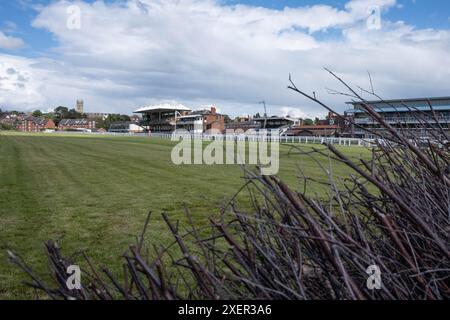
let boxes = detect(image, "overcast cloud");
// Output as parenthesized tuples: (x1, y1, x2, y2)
(0, 0, 449, 117)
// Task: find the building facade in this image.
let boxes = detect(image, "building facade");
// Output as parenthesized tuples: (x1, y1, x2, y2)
(58, 119, 96, 131)
(176, 107, 225, 133)
(346, 97, 450, 138)
(17, 117, 56, 132)
(0, 113, 26, 128)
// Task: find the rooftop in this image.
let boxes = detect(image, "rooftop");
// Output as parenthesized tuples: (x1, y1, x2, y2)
(135, 103, 191, 113)
(346, 96, 450, 106)
(24, 116, 51, 126)
(59, 119, 94, 125)
(293, 125, 338, 129)
(253, 116, 299, 121)
(346, 96, 450, 114)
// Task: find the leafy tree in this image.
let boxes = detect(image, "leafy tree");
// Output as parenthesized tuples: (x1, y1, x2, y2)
(0, 123, 13, 130)
(303, 118, 314, 126)
(67, 109, 84, 119)
(54, 106, 68, 125)
(55, 106, 69, 116)
(32, 110, 43, 117)
(96, 114, 131, 130)
(53, 106, 85, 125)
(43, 112, 55, 120)
(223, 114, 232, 123)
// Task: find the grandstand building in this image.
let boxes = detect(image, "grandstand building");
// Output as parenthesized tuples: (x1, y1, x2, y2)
(135, 103, 191, 132)
(346, 97, 450, 138)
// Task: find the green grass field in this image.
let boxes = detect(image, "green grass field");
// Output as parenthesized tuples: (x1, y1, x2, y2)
(0, 131, 369, 299)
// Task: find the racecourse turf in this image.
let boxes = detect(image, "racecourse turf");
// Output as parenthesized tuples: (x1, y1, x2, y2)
(0, 131, 369, 299)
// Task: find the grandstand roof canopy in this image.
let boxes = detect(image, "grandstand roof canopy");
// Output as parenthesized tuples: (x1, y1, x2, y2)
(346, 96, 450, 114)
(346, 96, 450, 106)
(135, 103, 191, 113)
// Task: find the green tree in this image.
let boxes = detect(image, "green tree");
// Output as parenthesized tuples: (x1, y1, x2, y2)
(223, 114, 232, 123)
(67, 109, 84, 119)
(0, 123, 13, 130)
(303, 118, 314, 126)
(96, 114, 131, 130)
(43, 112, 55, 120)
(32, 110, 43, 117)
(55, 106, 69, 116)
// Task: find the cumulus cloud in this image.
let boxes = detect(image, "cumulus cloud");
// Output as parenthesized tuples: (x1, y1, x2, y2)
(279, 107, 308, 119)
(1, 0, 450, 117)
(0, 31, 25, 49)
(0, 55, 43, 108)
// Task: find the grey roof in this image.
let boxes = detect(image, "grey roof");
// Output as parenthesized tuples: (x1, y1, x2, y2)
(59, 119, 94, 125)
(24, 116, 50, 126)
(346, 96, 450, 114)
(253, 116, 298, 122)
(346, 96, 450, 106)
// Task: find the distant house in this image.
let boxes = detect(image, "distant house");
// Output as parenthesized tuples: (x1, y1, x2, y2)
(109, 121, 145, 133)
(58, 119, 96, 131)
(1, 113, 26, 127)
(17, 117, 56, 132)
(0, 115, 16, 127)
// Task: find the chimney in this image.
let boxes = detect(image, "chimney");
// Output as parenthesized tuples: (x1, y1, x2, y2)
(211, 106, 216, 115)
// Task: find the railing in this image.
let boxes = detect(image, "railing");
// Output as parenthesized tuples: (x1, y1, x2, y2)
(35, 130, 375, 147)
(149, 132, 374, 147)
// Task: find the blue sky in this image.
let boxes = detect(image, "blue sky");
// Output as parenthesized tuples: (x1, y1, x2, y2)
(2, 0, 449, 57)
(1, 0, 450, 116)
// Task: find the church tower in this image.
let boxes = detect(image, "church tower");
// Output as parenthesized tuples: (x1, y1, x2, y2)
(76, 99, 84, 114)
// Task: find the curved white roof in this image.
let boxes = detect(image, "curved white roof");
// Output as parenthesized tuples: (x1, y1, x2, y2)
(135, 102, 191, 113)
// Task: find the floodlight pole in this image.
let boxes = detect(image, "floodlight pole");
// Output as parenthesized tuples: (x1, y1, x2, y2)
(259, 100, 268, 130)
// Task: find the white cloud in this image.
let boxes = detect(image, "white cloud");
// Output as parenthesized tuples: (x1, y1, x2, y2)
(0, 55, 43, 108)
(279, 107, 309, 119)
(1, 0, 450, 117)
(0, 31, 25, 49)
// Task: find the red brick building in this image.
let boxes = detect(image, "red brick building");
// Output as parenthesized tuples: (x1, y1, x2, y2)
(17, 117, 56, 132)
(176, 107, 225, 133)
(58, 119, 96, 131)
